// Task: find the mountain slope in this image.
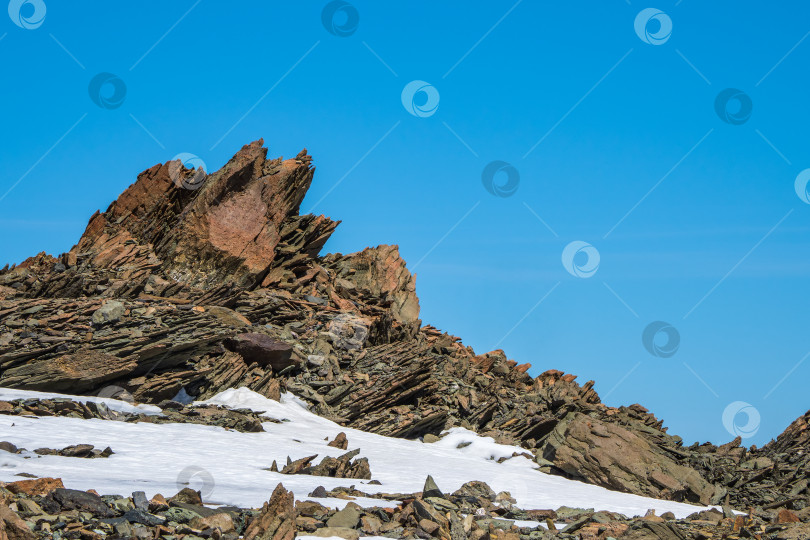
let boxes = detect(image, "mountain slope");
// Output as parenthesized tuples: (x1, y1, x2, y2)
(0, 140, 808, 517)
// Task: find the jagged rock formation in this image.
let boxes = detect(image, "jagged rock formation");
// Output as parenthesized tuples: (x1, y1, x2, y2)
(1, 140, 809, 515)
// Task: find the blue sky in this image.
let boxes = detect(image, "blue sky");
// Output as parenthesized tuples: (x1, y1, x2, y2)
(1, 1, 809, 447)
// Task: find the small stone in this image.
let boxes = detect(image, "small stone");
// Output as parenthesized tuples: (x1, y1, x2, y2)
(423, 433, 441, 443)
(307, 354, 325, 367)
(112, 498, 135, 512)
(190, 512, 234, 533)
(360, 515, 382, 534)
(123, 508, 166, 526)
(0, 441, 18, 453)
(131, 491, 148, 511)
(148, 493, 168, 513)
(419, 518, 440, 534)
(326, 503, 362, 529)
(16, 498, 43, 515)
(776, 508, 801, 524)
(168, 487, 201, 505)
(59, 444, 95, 458)
(91, 301, 125, 326)
(309, 526, 359, 540)
(205, 306, 252, 327)
(114, 521, 134, 538)
(423, 475, 443, 499)
(163, 506, 202, 524)
(328, 432, 349, 450)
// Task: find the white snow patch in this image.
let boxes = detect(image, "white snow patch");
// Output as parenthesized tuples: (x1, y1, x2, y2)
(0, 386, 719, 518)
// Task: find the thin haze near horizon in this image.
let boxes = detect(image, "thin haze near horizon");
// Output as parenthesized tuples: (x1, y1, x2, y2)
(1, 1, 809, 447)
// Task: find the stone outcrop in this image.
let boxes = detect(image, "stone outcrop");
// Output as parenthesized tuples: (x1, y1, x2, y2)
(1, 140, 809, 514)
(538, 412, 716, 505)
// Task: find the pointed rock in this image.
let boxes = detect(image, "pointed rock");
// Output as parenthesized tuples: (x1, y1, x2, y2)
(244, 483, 297, 540)
(423, 475, 443, 499)
(327, 432, 348, 450)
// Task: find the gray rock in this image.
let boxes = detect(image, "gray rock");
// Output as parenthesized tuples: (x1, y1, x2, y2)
(163, 506, 202, 524)
(91, 301, 125, 326)
(327, 504, 362, 529)
(49, 488, 115, 517)
(476, 518, 514, 531)
(0, 441, 18, 453)
(114, 521, 134, 538)
(112, 498, 135, 513)
(561, 515, 592, 534)
(555, 506, 594, 520)
(452, 480, 495, 501)
(123, 508, 166, 526)
(132, 491, 149, 511)
(309, 527, 359, 540)
(423, 475, 443, 498)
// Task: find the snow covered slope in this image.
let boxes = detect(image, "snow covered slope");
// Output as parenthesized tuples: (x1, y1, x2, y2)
(0, 387, 717, 518)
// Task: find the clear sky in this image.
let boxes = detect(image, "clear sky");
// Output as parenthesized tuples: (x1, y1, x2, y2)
(2, 1, 809, 447)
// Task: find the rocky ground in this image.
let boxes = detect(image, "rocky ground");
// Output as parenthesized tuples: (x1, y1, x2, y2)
(1, 140, 809, 538)
(3, 472, 810, 540)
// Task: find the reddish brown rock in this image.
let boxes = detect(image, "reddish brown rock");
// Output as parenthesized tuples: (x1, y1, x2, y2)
(69, 141, 338, 291)
(776, 508, 801, 524)
(244, 483, 297, 540)
(0, 503, 36, 540)
(3, 477, 64, 497)
(328, 432, 349, 450)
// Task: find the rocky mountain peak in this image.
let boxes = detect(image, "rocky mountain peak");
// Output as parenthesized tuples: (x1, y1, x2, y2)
(70, 139, 337, 291)
(2, 141, 810, 519)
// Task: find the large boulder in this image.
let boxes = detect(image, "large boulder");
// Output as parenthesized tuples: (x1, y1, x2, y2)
(538, 412, 716, 505)
(225, 333, 295, 370)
